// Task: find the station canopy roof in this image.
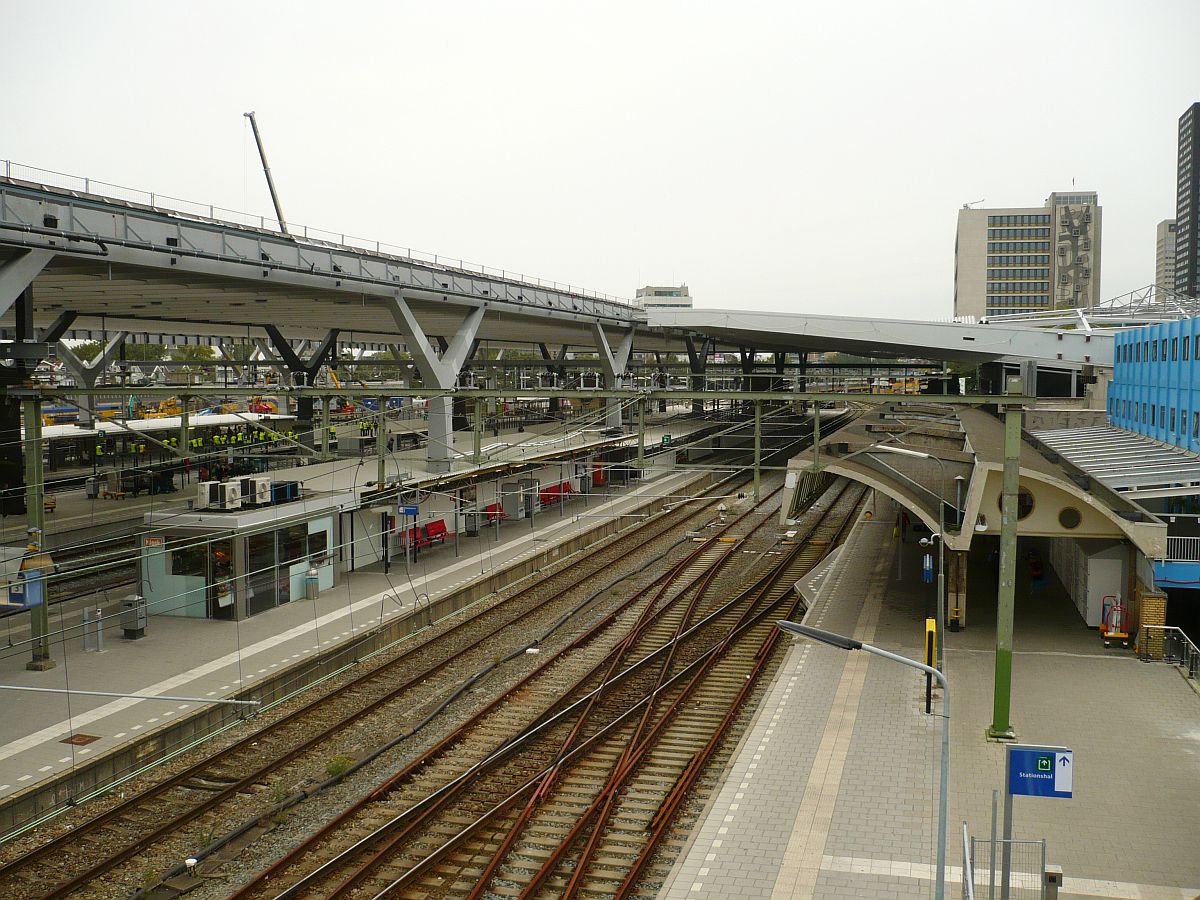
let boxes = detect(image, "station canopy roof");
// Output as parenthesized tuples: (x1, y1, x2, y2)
(1030, 425, 1200, 499)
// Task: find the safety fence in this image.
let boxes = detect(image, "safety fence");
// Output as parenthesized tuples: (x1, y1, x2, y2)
(1135, 624, 1200, 682)
(1, 158, 631, 307)
(1165, 536, 1200, 562)
(967, 835, 1046, 900)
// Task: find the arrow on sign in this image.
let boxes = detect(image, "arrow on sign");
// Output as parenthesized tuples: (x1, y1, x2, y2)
(1054, 752, 1073, 794)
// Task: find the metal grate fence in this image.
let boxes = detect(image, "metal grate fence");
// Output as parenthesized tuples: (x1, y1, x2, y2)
(969, 836, 1046, 900)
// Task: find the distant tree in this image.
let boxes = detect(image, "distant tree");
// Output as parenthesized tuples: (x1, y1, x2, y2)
(169, 345, 217, 364)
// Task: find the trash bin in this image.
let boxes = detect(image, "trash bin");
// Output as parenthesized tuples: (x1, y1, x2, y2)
(305, 564, 320, 603)
(85, 476, 101, 499)
(121, 593, 147, 640)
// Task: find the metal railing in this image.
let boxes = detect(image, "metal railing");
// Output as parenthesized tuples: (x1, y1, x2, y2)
(1135, 624, 1200, 680)
(1165, 536, 1200, 562)
(962, 822, 976, 900)
(969, 836, 1046, 899)
(1, 158, 631, 307)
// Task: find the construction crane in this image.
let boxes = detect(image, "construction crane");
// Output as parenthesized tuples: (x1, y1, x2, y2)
(962, 199, 986, 209)
(244, 111, 289, 235)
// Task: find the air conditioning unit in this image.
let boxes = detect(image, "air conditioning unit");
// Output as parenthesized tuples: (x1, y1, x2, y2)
(195, 480, 219, 510)
(1071, 228, 1080, 236)
(218, 480, 242, 510)
(240, 476, 272, 507)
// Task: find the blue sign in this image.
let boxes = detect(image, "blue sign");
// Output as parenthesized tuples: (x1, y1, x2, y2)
(1008, 744, 1073, 798)
(922, 553, 934, 584)
(399, 505, 419, 517)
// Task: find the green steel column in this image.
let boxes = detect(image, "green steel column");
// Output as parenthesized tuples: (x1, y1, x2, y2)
(989, 377, 1023, 740)
(810, 402, 821, 471)
(473, 399, 482, 465)
(320, 397, 331, 459)
(637, 397, 645, 469)
(376, 398, 387, 487)
(178, 398, 190, 454)
(753, 399, 762, 502)
(23, 398, 54, 670)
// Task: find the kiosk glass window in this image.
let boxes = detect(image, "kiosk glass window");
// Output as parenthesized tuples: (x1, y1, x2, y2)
(246, 531, 277, 616)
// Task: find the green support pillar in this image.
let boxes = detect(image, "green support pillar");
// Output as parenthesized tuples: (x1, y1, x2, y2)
(23, 398, 54, 671)
(988, 376, 1023, 740)
(320, 396, 331, 460)
(753, 399, 762, 502)
(376, 398, 387, 488)
(637, 396, 646, 469)
(810, 401, 821, 471)
(473, 399, 482, 466)
(178, 399, 190, 468)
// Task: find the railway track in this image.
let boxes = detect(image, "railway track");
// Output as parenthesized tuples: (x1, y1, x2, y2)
(230, 479, 865, 900)
(0, 425, 824, 897)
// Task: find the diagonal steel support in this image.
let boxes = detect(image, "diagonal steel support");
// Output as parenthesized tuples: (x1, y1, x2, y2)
(0, 250, 54, 318)
(37, 311, 78, 346)
(592, 325, 635, 427)
(386, 292, 484, 471)
(57, 332, 127, 426)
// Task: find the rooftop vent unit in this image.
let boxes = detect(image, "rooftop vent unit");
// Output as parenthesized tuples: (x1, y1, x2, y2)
(195, 480, 219, 510)
(218, 480, 242, 511)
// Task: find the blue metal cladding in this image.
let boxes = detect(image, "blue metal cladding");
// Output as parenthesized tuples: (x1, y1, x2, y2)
(1107, 317, 1200, 453)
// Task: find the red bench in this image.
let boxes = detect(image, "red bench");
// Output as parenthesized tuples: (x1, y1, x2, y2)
(424, 519, 454, 543)
(402, 525, 432, 551)
(538, 481, 575, 505)
(484, 502, 508, 522)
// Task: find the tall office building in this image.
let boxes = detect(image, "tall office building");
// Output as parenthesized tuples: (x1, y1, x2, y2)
(1156, 219, 1177, 290)
(953, 192, 1102, 319)
(1174, 102, 1200, 298)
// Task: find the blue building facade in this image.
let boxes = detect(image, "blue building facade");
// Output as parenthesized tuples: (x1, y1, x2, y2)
(1108, 317, 1200, 453)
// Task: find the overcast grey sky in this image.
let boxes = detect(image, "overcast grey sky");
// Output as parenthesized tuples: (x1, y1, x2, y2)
(2, 1, 1197, 319)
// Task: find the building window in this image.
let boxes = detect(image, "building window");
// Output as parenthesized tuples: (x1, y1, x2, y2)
(1194, 411, 1199, 440)
(1058, 507, 1082, 529)
(1172, 337, 1179, 361)
(997, 487, 1035, 520)
(1186, 337, 1192, 361)
(1151, 405, 1156, 426)
(1171, 408, 1177, 432)
(1152, 341, 1158, 361)
(1162, 339, 1168, 360)
(1160, 405, 1166, 428)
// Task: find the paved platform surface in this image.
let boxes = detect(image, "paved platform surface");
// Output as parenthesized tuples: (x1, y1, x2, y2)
(0, 466, 710, 801)
(661, 499, 1200, 899)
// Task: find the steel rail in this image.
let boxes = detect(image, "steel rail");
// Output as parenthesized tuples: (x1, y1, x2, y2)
(0, 469, 742, 897)
(250, 528, 751, 900)
(322, 484, 838, 900)
(370, 520, 843, 900)
(500, 482, 860, 898)
(615, 486, 866, 897)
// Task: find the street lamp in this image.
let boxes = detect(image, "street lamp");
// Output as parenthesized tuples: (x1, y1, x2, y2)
(778, 620, 950, 900)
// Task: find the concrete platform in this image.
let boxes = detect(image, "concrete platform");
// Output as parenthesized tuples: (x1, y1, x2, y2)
(662, 497, 1200, 899)
(0, 464, 711, 819)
